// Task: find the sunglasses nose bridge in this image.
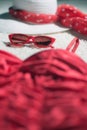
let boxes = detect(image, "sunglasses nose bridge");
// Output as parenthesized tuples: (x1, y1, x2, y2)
(28, 36, 34, 43)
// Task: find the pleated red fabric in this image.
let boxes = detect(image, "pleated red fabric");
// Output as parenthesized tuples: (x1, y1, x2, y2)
(0, 38, 87, 130)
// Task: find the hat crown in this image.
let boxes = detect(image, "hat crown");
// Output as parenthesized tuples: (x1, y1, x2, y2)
(13, 0, 58, 14)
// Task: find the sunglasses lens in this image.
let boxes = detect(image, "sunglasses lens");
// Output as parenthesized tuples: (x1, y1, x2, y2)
(11, 34, 29, 46)
(35, 36, 51, 47)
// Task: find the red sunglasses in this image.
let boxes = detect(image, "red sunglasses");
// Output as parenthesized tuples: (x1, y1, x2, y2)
(8, 34, 55, 48)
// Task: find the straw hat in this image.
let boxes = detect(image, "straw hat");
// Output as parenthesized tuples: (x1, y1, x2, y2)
(0, 0, 69, 35)
(9, 0, 58, 24)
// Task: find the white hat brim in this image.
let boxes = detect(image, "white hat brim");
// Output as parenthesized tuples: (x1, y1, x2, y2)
(0, 19, 69, 35)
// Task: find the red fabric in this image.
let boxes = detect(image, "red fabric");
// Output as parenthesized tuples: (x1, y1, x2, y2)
(57, 4, 87, 35)
(0, 37, 87, 129)
(9, 7, 58, 24)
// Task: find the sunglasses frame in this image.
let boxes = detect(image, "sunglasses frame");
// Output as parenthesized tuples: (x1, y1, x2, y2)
(8, 33, 55, 48)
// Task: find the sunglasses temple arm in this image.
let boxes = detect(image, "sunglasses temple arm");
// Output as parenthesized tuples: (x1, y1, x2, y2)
(50, 45, 54, 48)
(66, 37, 79, 53)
